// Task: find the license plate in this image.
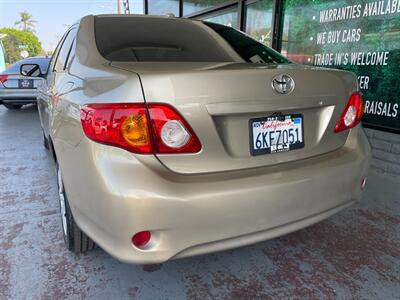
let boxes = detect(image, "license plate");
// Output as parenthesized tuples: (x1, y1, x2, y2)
(18, 79, 33, 89)
(249, 114, 304, 156)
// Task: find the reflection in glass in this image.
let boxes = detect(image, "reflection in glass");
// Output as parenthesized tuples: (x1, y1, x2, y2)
(148, 0, 179, 16)
(183, 0, 228, 15)
(281, 0, 400, 131)
(245, 0, 273, 46)
(205, 22, 290, 64)
(281, 0, 327, 64)
(94, 16, 290, 64)
(202, 9, 238, 29)
(130, 0, 144, 14)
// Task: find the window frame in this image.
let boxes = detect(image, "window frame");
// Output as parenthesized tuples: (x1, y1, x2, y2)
(143, 0, 283, 50)
(64, 37, 76, 71)
(147, 0, 180, 16)
(199, 5, 240, 29)
(53, 27, 78, 73)
(48, 31, 68, 74)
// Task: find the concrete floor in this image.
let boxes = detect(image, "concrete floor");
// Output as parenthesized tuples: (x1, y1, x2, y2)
(0, 104, 399, 300)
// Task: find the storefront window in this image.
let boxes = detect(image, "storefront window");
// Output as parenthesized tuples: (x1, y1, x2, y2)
(245, 0, 273, 46)
(148, 0, 179, 16)
(282, 0, 400, 131)
(201, 8, 239, 29)
(183, 0, 229, 16)
(130, 0, 144, 14)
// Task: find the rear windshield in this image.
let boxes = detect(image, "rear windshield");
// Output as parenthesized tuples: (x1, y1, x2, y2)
(205, 22, 289, 64)
(94, 16, 290, 64)
(1, 57, 50, 75)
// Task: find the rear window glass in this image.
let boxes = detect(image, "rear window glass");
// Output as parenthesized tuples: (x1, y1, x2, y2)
(1, 57, 50, 75)
(204, 22, 290, 65)
(94, 16, 290, 64)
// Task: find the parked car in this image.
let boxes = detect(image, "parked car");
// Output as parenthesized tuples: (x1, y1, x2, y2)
(0, 56, 50, 109)
(21, 15, 371, 264)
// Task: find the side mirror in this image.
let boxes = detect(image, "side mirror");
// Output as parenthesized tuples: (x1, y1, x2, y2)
(20, 64, 44, 78)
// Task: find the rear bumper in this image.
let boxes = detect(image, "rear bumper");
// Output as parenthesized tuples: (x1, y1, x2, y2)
(0, 88, 37, 104)
(58, 126, 371, 264)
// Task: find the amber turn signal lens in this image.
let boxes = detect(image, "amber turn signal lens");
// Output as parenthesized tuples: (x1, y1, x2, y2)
(121, 113, 150, 146)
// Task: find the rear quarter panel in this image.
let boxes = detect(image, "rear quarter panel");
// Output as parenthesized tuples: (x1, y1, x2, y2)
(50, 15, 145, 170)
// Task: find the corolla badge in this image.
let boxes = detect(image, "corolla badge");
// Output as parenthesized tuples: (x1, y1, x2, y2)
(271, 74, 294, 94)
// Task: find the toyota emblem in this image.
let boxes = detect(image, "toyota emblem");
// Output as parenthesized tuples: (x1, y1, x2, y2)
(271, 74, 295, 94)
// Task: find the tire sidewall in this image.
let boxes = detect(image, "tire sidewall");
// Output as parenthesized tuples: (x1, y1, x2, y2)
(56, 163, 74, 251)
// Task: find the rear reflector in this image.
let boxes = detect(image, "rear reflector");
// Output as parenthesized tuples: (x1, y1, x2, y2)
(334, 92, 365, 133)
(0, 75, 8, 84)
(132, 231, 151, 248)
(80, 103, 201, 154)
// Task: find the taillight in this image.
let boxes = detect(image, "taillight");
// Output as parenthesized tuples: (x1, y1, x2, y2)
(81, 103, 153, 154)
(0, 75, 8, 84)
(334, 92, 365, 133)
(148, 104, 201, 153)
(80, 103, 201, 154)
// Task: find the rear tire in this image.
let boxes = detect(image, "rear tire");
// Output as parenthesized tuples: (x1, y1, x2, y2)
(42, 131, 49, 150)
(3, 104, 22, 110)
(57, 163, 95, 253)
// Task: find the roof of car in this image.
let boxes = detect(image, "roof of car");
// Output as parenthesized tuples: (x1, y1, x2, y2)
(92, 14, 200, 23)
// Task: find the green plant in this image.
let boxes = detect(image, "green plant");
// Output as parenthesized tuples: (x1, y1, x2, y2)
(0, 28, 43, 64)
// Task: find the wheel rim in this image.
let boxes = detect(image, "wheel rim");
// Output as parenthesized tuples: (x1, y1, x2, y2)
(57, 166, 68, 238)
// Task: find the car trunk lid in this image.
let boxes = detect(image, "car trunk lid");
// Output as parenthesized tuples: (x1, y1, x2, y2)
(111, 62, 358, 175)
(1, 74, 41, 89)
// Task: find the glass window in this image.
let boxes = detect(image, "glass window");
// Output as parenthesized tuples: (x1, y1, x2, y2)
(48, 31, 67, 74)
(54, 28, 77, 72)
(148, 0, 179, 16)
(1, 57, 50, 75)
(130, 0, 144, 14)
(95, 16, 234, 62)
(183, 0, 228, 16)
(94, 16, 290, 64)
(201, 8, 239, 29)
(65, 39, 76, 68)
(281, 0, 400, 131)
(245, 0, 273, 46)
(205, 22, 290, 64)
(281, 0, 321, 64)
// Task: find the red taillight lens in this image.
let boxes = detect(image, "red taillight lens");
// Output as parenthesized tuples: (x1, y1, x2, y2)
(80, 103, 201, 154)
(0, 75, 8, 84)
(334, 92, 365, 133)
(80, 103, 153, 154)
(132, 231, 151, 248)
